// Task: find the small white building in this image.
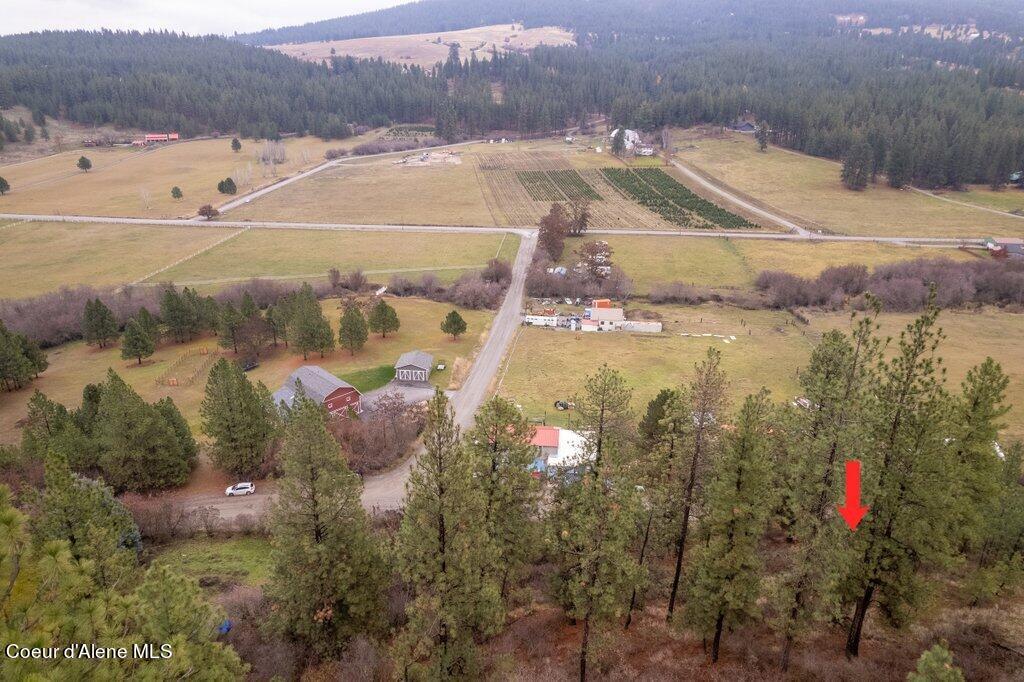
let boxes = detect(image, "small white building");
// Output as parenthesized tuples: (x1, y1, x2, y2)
(524, 314, 559, 327)
(530, 426, 589, 472)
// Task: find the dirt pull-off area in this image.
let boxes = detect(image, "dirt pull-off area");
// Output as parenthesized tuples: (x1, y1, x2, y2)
(270, 23, 575, 69)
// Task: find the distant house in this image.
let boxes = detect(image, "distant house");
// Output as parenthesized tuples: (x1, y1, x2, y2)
(394, 350, 434, 384)
(272, 366, 362, 416)
(985, 237, 1024, 259)
(529, 426, 588, 472)
(729, 120, 758, 134)
(609, 128, 642, 151)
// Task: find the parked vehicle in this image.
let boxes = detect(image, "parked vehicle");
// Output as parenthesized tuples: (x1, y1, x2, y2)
(225, 482, 255, 496)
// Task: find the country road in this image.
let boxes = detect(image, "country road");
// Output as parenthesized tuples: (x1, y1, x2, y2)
(0, 212, 987, 246)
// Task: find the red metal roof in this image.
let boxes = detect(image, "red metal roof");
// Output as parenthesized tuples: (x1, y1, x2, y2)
(531, 425, 560, 448)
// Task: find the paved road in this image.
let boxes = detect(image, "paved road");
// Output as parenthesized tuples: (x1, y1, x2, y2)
(0, 212, 986, 246)
(175, 231, 536, 518)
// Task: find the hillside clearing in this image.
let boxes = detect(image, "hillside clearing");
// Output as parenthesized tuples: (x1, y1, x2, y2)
(675, 129, 1024, 238)
(270, 23, 575, 69)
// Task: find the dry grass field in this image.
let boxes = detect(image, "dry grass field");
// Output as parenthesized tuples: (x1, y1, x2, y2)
(675, 129, 1024, 238)
(0, 131, 379, 218)
(806, 307, 1024, 441)
(936, 184, 1024, 216)
(271, 23, 574, 69)
(0, 297, 493, 443)
(556, 235, 977, 294)
(157, 229, 520, 286)
(232, 139, 690, 229)
(498, 302, 1024, 440)
(0, 222, 238, 298)
(496, 304, 811, 426)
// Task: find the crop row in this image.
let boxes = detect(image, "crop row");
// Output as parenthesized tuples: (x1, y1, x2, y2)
(516, 171, 564, 202)
(600, 168, 693, 227)
(634, 168, 756, 228)
(548, 170, 602, 201)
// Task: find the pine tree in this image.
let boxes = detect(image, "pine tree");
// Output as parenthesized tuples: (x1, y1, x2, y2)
(395, 390, 500, 678)
(201, 358, 278, 477)
(611, 128, 626, 155)
(266, 393, 384, 659)
(907, 642, 964, 682)
(841, 138, 873, 191)
(160, 287, 201, 342)
(288, 283, 333, 360)
(135, 306, 160, 342)
(755, 122, 769, 151)
(82, 298, 119, 348)
(77, 155, 91, 172)
(95, 370, 194, 491)
(217, 301, 244, 353)
(685, 391, 775, 663)
(886, 139, 914, 188)
(217, 177, 237, 194)
(120, 318, 154, 365)
(231, 137, 241, 152)
(840, 303, 960, 658)
(338, 304, 368, 356)
(775, 313, 882, 670)
(170, 185, 182, 200)
(0, 176, 9, 195)
(367, 299, 401, 338)
(968, 441, 1024, 605)
(666, 347, 729, 620)
(0, 320, 38, 391)
(465, 397, 539, 602)
(441, 309, 467, 340)
(550, 365, 642, 681)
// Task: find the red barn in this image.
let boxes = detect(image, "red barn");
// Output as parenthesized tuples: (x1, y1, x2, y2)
(272, 366, 362, 416)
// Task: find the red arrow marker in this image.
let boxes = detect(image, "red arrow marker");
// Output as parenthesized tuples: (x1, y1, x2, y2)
(837, 459, 869, 531)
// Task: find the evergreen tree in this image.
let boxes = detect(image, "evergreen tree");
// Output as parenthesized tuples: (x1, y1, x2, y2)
(840, 304, 960, 658)
(288, 283, 333, 360)
(968, 441, 1024, 605)
(217, 301, 244, 353)
(549, 365, 642, 681)
(367, 299, 401, 338)
(441, 309, 467, 340)
(841, 138, 873, 191)
(170, 185, 182, 200)
(465, 397, 539, 602)
(231, 137, 241, 152)
(95, 370, 194, 491)
(611, 128, 626, 155)
(907, 642, 964, 682)
(886, 139, 914, 188)
(201, 358, 278, 477)
(135, 306, 160, 342)
(217, 177, 237, 194)
(154, 396, 199, 463)
(82, 298, 119, 348)
(160, 287, 201, 342)
(77, 155, 92, 172)
(0, 176, 9, 195)
(120, 318, 154, 365)
(338, 304, 368, 355)
(0, 321, 44, 391)
(666, 347, 729, 620)
(755, 122, 769, 152)
(775, 313, 882, 670)
(685, 391, 775, 663)
(395, 390, 500, 678)
(266, 393, 385, 659)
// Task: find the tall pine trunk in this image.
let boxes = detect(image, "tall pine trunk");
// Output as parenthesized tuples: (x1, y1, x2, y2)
(845, 583, 875, 658)
(625, 510, 654, 629)
(711, 611, 725, 663)
(580, 612, 591, 682)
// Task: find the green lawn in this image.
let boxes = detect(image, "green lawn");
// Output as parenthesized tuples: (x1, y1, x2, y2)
(340, 364, 395, 393)
(152, 536, 272, 588)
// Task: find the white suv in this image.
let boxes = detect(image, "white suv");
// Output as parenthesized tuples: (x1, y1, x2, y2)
(225, 482, 255, 496)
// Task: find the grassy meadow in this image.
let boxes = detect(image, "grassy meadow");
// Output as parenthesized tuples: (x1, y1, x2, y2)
(0, 132, 379, 218)
(557, 235, 977, 294)
(153, 537, 273, 588)
(497, 304, 811, 426)
(157, 229, 520, 286)
(0, 297, 493, 443)
(0, 221, 238, 298)
(675, 130, 1024, 238)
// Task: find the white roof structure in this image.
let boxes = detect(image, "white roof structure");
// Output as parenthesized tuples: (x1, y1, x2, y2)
(548, 428, 589, 468)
